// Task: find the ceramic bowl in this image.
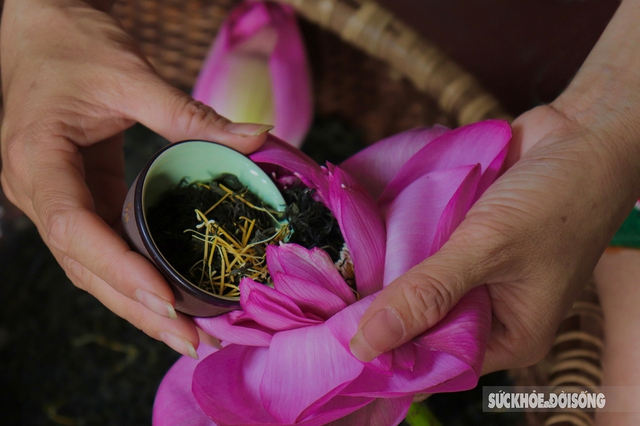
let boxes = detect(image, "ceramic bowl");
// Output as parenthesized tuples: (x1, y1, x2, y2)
(122, 140, 285, 317)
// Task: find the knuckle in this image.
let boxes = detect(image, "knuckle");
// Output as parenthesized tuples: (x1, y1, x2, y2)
(99, 254, 131, 296)
(62, 256, 90, 291)
(176, 98, 228, 134)
(43, 207, 78, 254)
(398, 272, 453, 331)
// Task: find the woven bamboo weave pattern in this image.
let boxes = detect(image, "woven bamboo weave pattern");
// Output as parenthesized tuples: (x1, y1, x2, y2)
(112, 0, 237, 89)
(513, 281, 603, 426)
(273, 0, 511, 125)
(111, 0, 511, 129)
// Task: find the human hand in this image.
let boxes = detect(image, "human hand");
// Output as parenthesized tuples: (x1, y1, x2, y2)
(349, 103, 640, 373)
(0, 0, 270, 357)
(349, 0, 640, 374)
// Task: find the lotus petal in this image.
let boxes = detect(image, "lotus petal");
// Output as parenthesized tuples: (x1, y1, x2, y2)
(195, 310, 274, 347)
(193, 344, 372, 426)
(250, 135, 329, 198)
(324, 295, 393, 373)
(342, 287, 491, 397)
(415, 286, 492, 377)
(383, 165, 481, 285)
(326, 166, 386, 296)
(267, 4, 313, 146)
(253, 145, 386, 298)
(392, 344, 416, 371)
(267, 244, 355, 305)
(194, 345, 276, 424)
(274, 272, 347, 319)
(340, 126, 450, 200)
(378, 119, 511, 206)
(342, 349, 473, 398)
(297, 395, 375, 426)
(240, 279, 322, 330)
(259, 323, 364, 423)
(153, 345, 218, 426)
(193, 2, 312, 146)
(326, 396, 413, 426)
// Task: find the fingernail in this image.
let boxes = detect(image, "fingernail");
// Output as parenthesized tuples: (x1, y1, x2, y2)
(197, 327, 223, 349)
(134, 289, 177, 319)
(349, 308, 405, 362)
(159, 332, 199, 360)
(225, 122, 273, 136)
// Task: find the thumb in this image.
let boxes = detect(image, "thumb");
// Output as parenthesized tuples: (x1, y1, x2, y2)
(124, 74, 272, 153)
(349, 240, 491, 362)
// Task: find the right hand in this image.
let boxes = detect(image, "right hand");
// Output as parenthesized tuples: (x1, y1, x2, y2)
(0, 0, 271, 357)
(350, 0, 640, 374)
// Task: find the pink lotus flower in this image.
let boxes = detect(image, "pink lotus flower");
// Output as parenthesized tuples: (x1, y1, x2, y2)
(193, 1, 312, 147)
(153, 120, 511, 425)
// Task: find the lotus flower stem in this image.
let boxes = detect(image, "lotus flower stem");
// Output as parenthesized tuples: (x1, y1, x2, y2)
(405, 402, 442, 426)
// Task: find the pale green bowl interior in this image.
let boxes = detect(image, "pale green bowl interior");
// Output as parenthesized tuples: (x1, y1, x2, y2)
(142, 140, 286, 221)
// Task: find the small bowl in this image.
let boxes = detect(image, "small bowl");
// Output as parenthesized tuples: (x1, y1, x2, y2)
(122, 140, 286, 317)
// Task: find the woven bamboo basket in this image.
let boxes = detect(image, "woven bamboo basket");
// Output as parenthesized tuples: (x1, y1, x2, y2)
(110, 0, 603, 424)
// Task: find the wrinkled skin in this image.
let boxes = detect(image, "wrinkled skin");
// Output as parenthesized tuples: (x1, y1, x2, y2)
(0, 0, 269, 357)
(350, 0, 640, 376)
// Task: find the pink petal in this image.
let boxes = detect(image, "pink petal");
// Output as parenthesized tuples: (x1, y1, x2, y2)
(153, 345, 218, 426)
(195, 356, 375, 426)
(393, 344, 417, 371)
(325, 397, 413, 426)
(194, 310, 274, 347)
(343, 344, 472, 398)
(253, 145, 386, 298)
(296, 395, 375, 425)
(268, 3, 313, 146)
(378, 119, 511, 206)
(430, 168, 482, 254)
(193, 345, 277, 424)
(324, 295, 393, 374)
(240, 279, 322, 331)
(326, 167, 386, 296)
(274, 272, 348, 319)
(415, 286, 492, 377)
(260, 323, 364, 423)
(250, 135, 329, 199)
(383, 165, 481, 285)
(193, 2, 311, 146)
(342, 286, 491, 397)
(340, 126, 450, 199)
(267, 244, 356, 305)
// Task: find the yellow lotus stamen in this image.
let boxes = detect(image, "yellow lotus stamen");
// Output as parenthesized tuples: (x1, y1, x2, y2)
(182, 178, 289, 299)
(207, 235, 218, 286)
(203, 191, 231, 216)
(217, 245, 226, 295)
(201, 219, 210, 285)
